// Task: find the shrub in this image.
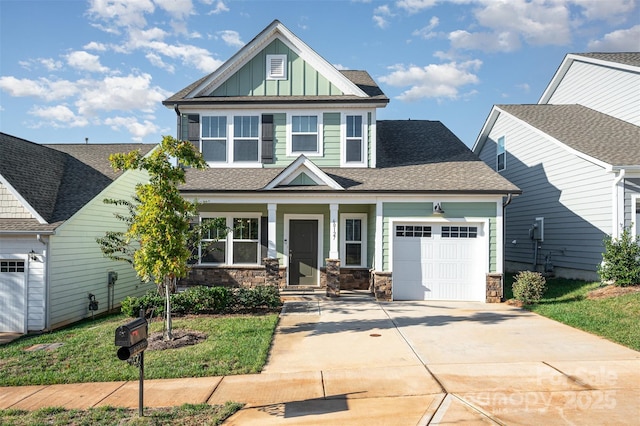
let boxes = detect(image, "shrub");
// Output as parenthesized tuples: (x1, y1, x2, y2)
(120, 292, 164, 317)
(512, 271, 547, 304)
(121, 285, 282, 317)
(598, 227, 640, 287)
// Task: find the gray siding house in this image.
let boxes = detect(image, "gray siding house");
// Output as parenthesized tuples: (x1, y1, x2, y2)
(473, 53, 640, 280)
(0, 133, 155, 333)
(164, 20, 520, 302)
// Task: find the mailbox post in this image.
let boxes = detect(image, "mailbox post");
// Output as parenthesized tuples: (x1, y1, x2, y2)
(115, 311, 148, 417)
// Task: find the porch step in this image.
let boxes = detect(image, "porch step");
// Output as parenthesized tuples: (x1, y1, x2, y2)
(280, 286, 319, 293)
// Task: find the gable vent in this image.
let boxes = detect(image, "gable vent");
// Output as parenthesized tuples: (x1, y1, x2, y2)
(267, 54, 287, 80)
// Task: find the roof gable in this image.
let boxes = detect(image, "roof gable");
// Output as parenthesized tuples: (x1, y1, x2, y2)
(539, 52, 640, 104)
(264, 154, 343, 190)
(187, 20, 367, 99)
(484, 104, 640, 168)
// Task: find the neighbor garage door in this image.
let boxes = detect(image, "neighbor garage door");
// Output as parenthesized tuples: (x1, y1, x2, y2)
(392, 223, 486, 301)
(0, 259, 26, 333)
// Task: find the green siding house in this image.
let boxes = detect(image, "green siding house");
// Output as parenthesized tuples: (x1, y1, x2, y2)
(0, 134, 156, 333)
(163, 20, 520, 302)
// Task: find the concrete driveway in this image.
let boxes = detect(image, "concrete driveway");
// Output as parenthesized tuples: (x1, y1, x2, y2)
(228, 292, 640, 425)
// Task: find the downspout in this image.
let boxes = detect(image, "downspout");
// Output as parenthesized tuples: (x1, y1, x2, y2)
(37, 234, 51, 332)
(612, 169, 625, 238)
(502, 193, 513, 208)
(174, 104, 181, 140)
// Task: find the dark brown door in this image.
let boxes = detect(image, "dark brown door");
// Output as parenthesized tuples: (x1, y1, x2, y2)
(289, 220, 318, 286)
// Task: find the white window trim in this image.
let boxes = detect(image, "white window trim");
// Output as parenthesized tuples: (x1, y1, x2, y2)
(340, 112, 367, 167)
(200, 113, 262, 168)
(266, 54, 287, 80)
(497, 135, 506, 172)
(199, 212, 262, 265)
(286, 112, 323, 157)
(201, 116, 227, 163)
(340, 213, 367, 268)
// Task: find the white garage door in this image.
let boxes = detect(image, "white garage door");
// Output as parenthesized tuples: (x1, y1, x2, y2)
(0, 259, 26, 333)
(392, 223, 486, 301)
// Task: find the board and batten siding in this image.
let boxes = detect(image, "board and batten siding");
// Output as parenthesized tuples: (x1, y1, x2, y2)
(546, 60, 640, 126)
(480, 112, 612, 276)
(47, 168, 155, 329)
(0, 235, 46, 331)
(211, 39, 343, 98)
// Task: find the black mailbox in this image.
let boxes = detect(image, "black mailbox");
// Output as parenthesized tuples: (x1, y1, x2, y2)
(115, 317, 148, 361)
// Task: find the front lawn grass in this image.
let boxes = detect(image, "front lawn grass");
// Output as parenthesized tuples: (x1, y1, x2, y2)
(505, 275, 640, 351)
(0, 402, 242, 426)
(0, 313, 279, 386)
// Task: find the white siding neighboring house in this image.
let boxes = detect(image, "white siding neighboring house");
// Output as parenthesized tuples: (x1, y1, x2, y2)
(474, 53, 640, 281)
(0, 134, 156, 333)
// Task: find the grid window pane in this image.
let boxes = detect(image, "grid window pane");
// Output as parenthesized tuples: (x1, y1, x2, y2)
(234, 116, 259, 138)
(346, 139, 362, 162)
(202, 116, 226, 138)
(234, 139, 258, 161)
(345, 243, 361, 265)
(202, 140, 226, 162)
(233, 218, 259, 240)
(346, 219, 361, 241)
(202, 241, 226, 263)
(233, 242, 258, 263)
(292, 115, 317, 132)
(292, 134, 318, 152)
(346, 115, 362, 137)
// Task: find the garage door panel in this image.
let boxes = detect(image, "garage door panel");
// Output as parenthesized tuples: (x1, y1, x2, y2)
(0, 259, 26, 333)
(393, 223, 485, 302)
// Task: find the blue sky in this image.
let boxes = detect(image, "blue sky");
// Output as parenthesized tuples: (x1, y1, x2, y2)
(1, 0, 638, 147)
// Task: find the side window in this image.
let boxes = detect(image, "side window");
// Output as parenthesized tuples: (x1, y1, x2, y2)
(291, 115, 319, 154)
(341, 214, 367, 268)
(202, 116, 227, 162)
(233, 116, 259, 162)
(232, 218, 260, 264)
(199, 215, 260, 265)
(497, 136, 506, 171)
(200, 218, 227, 264)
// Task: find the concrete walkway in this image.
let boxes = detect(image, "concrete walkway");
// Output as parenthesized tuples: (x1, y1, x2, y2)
(1, 291, 638, 425)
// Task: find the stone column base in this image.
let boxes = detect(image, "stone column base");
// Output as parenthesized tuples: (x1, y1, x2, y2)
(486, 273, 503, 303)
(325, 258, 340, 297)
(371, 271, 392, 301)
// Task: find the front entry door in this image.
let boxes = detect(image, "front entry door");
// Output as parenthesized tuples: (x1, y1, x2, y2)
(289, 220, 318, 286)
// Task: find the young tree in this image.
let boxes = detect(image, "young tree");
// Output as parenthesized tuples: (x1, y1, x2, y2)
(98, 136, 208, 340)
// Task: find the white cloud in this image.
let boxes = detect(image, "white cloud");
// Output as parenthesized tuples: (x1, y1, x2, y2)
(449, 30, 521, 52)
(154, 0, 194, 20)
(84, 41, 108, 51)
(75, 73, 170, 115)
(217, 30, 244, 48)
(588, 25, 640, 51)
(146, 52, 175, 73)
(373, 15, 389, 29)
(413, 16, 439, 39)
(40, 58, 64, 71)
(29, 105, 89, 128)
(395, 0, 439, 14)
(333, 63, 347, 70)
(206, 0, 229, 15)
(103, 116, 160, 141)
(87, 0, 155, 29)
(517, 83, 531, 93)
(379, 60, 482, 101)
(374, 4, 393, 15)
(573, 0, 636, 21)
(0, 76, 78, 101)
(473, 0, 571, 46)
(65, 51, 110, 73)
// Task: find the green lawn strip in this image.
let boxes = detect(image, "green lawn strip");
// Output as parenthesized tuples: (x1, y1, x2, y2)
(0, 313, 279, 386)
(0, 402, 243, 426)
(505, 275, 640, 351)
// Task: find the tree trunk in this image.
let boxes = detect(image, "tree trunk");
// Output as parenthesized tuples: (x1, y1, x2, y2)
(164, 276, 174, 341)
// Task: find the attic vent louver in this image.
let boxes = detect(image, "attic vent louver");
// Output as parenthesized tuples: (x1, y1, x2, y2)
(267, 54, 287, 80)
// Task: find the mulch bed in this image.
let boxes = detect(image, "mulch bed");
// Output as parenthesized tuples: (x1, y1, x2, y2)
(586, 284, 640, 300)
(147, 330, 208, 351)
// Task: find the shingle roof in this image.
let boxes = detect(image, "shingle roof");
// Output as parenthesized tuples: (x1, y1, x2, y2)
(0, 133, 155, 232)
(497, 104, 640, 167)
(572, 52, 640, 68)
(180, 120, 520, 194)
(163, 70, 388, 106)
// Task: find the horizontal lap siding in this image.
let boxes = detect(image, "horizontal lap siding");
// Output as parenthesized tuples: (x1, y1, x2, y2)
(48, 169, 155, 329)
(547, 61, 640, 126)
(486, 113, 611, 273)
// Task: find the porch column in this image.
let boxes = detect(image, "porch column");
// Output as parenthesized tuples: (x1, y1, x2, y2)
(329, 203, 339, 259)
(267, 203, 277, 259)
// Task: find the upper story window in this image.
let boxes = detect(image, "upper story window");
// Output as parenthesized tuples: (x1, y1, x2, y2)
(497, 136, 506, 171)
(266, 54, 287, 80)
(233, 116, 259, 162)
(345, 115, 364, 165)
(202, 116, 227, 162)
(291, 115, 320, 155)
